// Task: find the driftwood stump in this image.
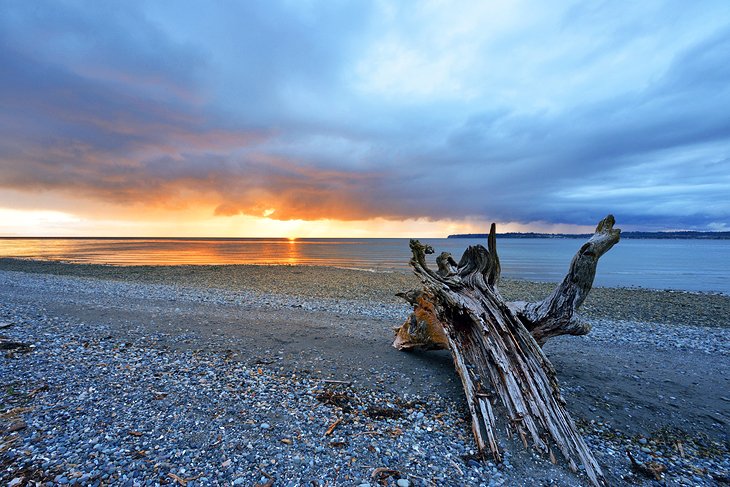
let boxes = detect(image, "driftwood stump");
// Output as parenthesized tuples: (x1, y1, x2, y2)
(393, 215, 620, 486)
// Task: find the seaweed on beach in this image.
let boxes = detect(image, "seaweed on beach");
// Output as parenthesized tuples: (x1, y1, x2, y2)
(365, 406, 403, 420)
(650, 426, 729, 459)
(315, 388, 356, 412)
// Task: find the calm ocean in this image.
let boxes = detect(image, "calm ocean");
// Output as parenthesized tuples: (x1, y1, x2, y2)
(0, 237, 728, 294)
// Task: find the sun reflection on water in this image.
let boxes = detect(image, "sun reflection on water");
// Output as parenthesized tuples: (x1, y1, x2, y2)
(284, 237, 300, 265)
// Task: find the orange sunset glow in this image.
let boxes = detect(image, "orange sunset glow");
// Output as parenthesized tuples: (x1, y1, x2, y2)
(0, 203, 596, 239)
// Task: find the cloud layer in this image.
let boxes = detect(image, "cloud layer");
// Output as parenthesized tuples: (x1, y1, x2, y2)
(1, 0, 729, 231)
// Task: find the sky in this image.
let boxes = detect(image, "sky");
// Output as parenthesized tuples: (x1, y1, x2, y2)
(1, 0, 729, 237)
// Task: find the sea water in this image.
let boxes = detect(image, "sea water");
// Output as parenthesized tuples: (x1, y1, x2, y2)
(0, 237, 728, 294)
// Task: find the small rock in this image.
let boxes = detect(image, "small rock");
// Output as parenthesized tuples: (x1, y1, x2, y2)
(396, 480, 410, 487)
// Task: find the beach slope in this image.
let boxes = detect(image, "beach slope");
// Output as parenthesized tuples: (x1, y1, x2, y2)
(1, 261, 728, 485)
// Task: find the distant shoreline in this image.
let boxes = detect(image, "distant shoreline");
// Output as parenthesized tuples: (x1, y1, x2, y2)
(448, 230, 730, 239)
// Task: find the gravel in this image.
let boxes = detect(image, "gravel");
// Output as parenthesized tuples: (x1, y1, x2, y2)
(1, 299, 524, 487)
(1, 264, 729, 486)
(2, 258, 730, 328)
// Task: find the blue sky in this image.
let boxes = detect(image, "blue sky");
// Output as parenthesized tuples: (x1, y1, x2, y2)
(1, 0, 729, 236)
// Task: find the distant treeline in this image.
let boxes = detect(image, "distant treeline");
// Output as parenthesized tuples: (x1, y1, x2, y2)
(447, 231, 730, 240)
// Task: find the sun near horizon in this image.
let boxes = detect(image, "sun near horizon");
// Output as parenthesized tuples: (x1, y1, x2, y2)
(0, 206, 600, 239)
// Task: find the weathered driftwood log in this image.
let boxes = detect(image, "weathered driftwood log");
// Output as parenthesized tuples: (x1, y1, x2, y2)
(394, 215, 620, 486)
(510, 215, 621, 345)
(393, 215, 620, 349)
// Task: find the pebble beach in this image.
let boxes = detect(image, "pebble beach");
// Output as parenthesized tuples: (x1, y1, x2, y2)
(1, 260, 729, 486)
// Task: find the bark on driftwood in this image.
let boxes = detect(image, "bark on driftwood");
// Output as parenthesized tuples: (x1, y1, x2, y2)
(393, 215, 620, 486)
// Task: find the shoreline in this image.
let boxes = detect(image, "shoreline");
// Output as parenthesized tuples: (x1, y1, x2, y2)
(2, 255, 730, 294)
(1, 262, 729, 485)
(1, 257, 729, 328)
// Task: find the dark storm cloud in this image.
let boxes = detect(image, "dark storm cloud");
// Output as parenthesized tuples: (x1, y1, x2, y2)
(382, 23, 730, 229)
(0, 0, 728, 230)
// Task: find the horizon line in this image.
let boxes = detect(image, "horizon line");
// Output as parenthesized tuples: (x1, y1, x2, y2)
(1, 229, 729, 240)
